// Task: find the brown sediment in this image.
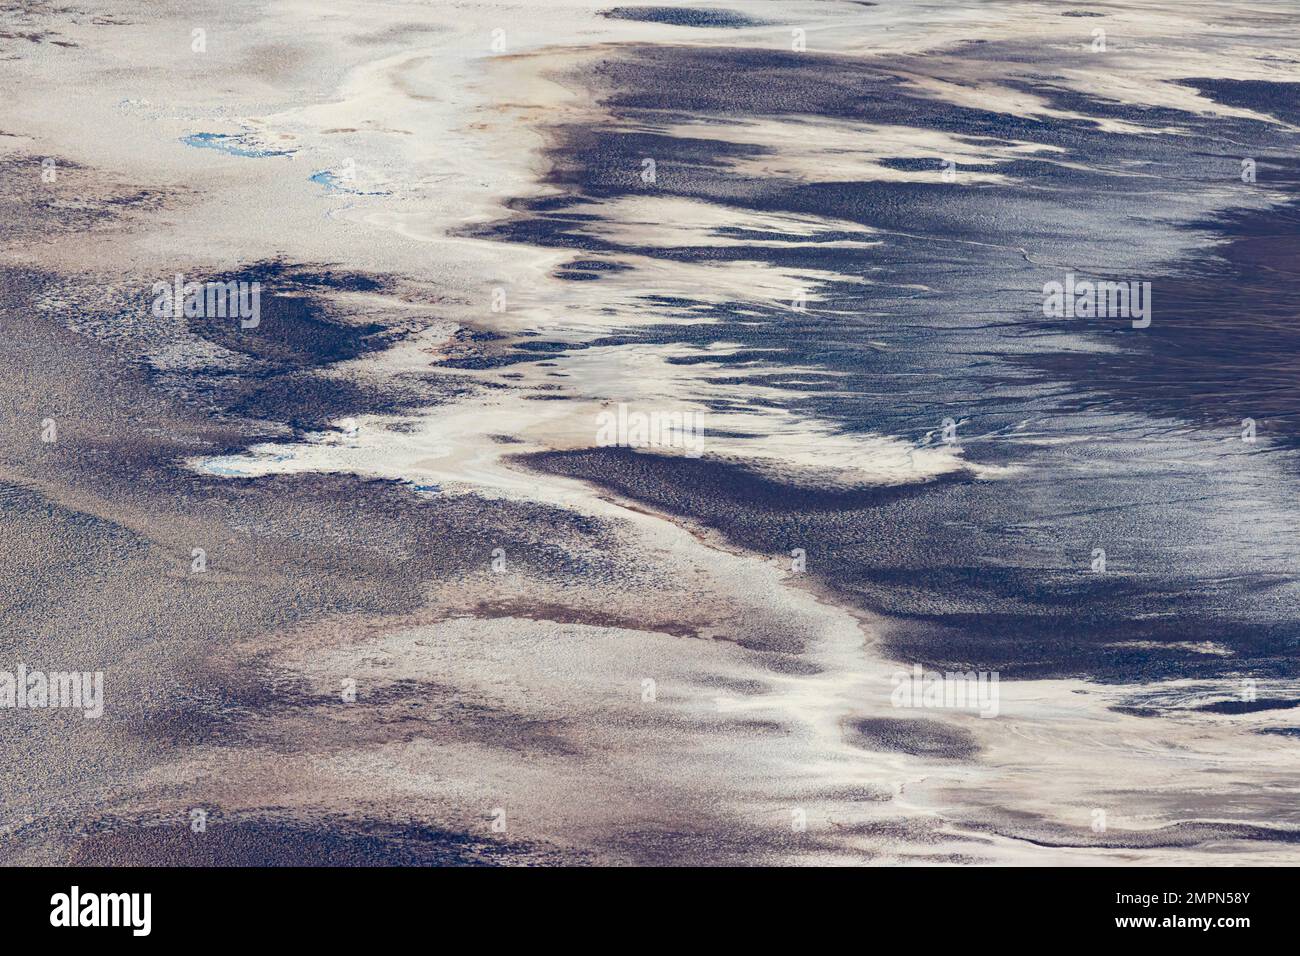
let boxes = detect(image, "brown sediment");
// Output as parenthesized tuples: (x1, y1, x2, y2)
(67, 814, 578, 866)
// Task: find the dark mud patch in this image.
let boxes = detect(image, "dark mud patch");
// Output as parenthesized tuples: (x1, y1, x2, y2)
(963, 817, 1300, 851)
(470, 599, 701, 639)
(845, 717, 980, 760)
(1196, 697, 1299, 715)
(0, 152, 167, 244)
(1258, 727, 1300, 739)
(600, 6, 771, 28)
(518, 448, 1300, 682)
(514, 446, 969, 516)
(1013, 186, 1300, 452)
(137, 656, 586, 760)
(69, 815, 576, 866)
(1182, 78, 1300, 128)
(183, 262, 397, 370)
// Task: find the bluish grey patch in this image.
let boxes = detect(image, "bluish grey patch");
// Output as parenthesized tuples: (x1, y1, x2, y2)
(309, 170, 391, 196)
(181, 133, 296, 158)
(198, 458, 249, 476)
